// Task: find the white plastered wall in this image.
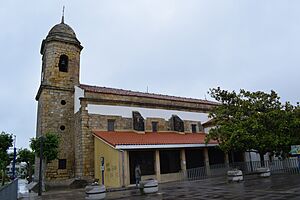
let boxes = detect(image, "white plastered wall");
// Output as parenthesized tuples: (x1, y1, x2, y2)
(87, 104, 209, 122)
(74, 86, 84, 113)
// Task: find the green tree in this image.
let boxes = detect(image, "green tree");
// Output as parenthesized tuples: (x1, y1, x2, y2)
(17, 148, 35, 183)
(205, 87, 297, 164)
(0, 132, 13, 186)
(30, 133, 60, 190)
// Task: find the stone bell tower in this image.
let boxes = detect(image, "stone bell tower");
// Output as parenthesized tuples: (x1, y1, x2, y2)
(35, 16, 83, 180)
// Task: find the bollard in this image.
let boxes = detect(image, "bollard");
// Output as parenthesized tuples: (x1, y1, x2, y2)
(139, 179, 158, 194)
(85, 183, 106, 200)
(227, 169, 243, 182)
(256, 167, 271, 177)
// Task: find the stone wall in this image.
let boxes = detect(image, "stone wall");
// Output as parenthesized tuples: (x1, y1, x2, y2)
(183, 120, 203, 133)
(35, 35, 82, 181)
(75, 100, 94, 180)
(35, 87, 75, 180)
(74, 110, 83, 178)
(145, 118, 170, 132)
(89, 114, 132, 131)
(40, 41, 81, 89)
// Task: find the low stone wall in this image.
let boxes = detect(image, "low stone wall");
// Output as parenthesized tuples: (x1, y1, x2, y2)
(0, 179, 18, 200)
(141, 175, 156, 181)
(160, 172, 182, 183)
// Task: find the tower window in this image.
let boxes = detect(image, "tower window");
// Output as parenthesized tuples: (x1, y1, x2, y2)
(60, 125, 65, 131)
(58, 159, 67, 169)
(58, 54, 69, 72)
(107, 119, 115, 131)
(61, 100, 66, 105)
(152, 122, 158, 132)
(191, 124, 197, 133)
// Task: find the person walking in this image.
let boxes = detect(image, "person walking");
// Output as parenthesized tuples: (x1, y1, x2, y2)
(135, 164, 141, 187)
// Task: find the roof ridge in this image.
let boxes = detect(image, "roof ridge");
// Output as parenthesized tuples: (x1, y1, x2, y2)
(79, 84, 218, 105)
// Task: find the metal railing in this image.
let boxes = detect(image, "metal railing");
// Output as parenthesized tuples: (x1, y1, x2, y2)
(181, 158, 300, 181)
(0, 179, 18, 200)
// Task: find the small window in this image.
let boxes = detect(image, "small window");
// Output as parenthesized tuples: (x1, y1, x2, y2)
(61, 100, 66, 105)
(59, 55, 69, 72)
(107, 119, 115, 131)
(152, 122, 158, 132)
(58, 159, 67, 169)
(191, 124, 197, 133)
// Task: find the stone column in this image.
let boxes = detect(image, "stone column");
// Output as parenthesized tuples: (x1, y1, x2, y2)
(203, 148, 211, 176)
(180, 149, 187, 170)
(225, 153, 229, 167)
(180, 149, 187, 179)
(155, 150, 161, 182)
(123, 151, 130, 186)
(119, 150, 126, 187)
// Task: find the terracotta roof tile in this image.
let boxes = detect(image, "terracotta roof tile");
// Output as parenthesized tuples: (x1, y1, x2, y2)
(93, 131, 217, 147)
(79, 84, 218, 105)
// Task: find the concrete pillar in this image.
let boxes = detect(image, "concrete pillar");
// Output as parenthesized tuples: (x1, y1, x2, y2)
(119, 150, 126, 187)
(225, 152, 229, 167)
(155, 150, 161, 182)
(180, 149, 186, 170)
(180, 149, 187, 179)
(203, 148, 211, 176)
(123, 151, 130, 186)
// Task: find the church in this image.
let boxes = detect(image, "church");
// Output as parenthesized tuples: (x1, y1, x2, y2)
(35, 17, 228, 188)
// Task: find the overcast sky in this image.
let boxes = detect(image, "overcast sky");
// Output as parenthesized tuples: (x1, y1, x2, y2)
(1, 1, 300, 148)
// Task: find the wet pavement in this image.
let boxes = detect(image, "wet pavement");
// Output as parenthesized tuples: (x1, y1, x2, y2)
(18, 179, 30, 199)
(18, 174, 300, 199)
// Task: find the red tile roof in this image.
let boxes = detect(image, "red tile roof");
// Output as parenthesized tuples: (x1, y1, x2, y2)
(93, 131, 217, 147)
(79, 84, 218, 105)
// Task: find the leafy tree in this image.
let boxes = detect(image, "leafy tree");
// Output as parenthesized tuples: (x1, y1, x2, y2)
(0, 132, 13, 185)
(30, 133, 60, 190)
(205, 87, 299, 165)
(17, 148, 35, 183)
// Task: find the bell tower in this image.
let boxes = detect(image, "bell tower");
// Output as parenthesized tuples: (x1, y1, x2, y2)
(35, 16, 83, 180)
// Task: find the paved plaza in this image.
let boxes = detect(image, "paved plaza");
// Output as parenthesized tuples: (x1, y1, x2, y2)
(19, 174, 300, 199)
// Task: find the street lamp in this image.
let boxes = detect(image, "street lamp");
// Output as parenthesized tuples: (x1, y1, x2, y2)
(12, 135, 16, 180)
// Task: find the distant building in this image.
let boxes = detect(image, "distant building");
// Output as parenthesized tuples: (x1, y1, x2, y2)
(35, 17, 233, 188)
(6, 161, 26, 178)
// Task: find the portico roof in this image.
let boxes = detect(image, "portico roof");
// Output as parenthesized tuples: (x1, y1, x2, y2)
(93, 131, 218, 150)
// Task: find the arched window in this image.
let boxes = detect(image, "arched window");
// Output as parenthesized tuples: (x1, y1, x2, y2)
(59, 55, 68, 72)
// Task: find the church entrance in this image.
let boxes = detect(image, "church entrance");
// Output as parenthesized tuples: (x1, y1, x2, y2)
(129, 150, 155, 184)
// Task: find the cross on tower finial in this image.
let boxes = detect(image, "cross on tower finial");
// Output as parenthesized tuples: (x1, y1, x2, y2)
(61, 6, 65, 23)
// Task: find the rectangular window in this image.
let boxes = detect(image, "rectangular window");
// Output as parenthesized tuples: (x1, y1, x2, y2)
(58, 159, 66, 169)
(108, 119, 115, 131)
(152, 122, 158, 132)
(191, 124, 197, 133)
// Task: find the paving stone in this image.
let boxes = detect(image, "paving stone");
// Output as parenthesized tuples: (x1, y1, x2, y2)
(20, 174, 300, 199)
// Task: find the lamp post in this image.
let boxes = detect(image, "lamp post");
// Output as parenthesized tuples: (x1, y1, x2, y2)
(38, 136, 44, 196)
(12, 135, 16, 180)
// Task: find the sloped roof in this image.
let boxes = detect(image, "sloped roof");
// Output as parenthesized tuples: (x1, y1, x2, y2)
(79, 84, 218, 105)
(93, 131, 217, 148)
